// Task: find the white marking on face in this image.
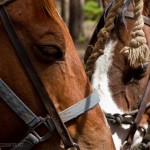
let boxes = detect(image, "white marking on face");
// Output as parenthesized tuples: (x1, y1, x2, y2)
(91, 40, 132, 149)
(92, 40, 123, 114)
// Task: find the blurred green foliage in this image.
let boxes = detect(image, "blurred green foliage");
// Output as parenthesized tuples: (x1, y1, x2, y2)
(83, 1, 103, 20)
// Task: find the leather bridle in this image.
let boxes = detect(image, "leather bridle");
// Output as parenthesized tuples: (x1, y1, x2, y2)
(125, 10, 150, 27)
(0, 0, 100, 150)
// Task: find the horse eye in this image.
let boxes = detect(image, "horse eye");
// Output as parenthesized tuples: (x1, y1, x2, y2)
(123, 62, 149, 83)
(134, 63, 149, 79)
(35, 45, 65, 62)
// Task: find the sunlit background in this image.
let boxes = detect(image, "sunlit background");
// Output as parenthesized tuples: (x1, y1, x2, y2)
(55, 0, 103, 63)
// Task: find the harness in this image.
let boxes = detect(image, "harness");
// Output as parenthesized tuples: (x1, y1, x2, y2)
(0, 0, 100, 149)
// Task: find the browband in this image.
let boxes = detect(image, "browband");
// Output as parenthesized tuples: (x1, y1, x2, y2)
(125, 11, 150, 27)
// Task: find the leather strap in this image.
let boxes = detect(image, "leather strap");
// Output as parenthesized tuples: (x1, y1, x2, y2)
(11, 133, 40, 150)
(0, 78, 55, 147)
(0, 78, 100, 125)
(59, 89, 100, 123)
(0, 78, 41, 127)
(125, 11, 150, 27)
(0, 0, 13, 5)
(0, 4, 75, 149)
(0, 78, 100, 149)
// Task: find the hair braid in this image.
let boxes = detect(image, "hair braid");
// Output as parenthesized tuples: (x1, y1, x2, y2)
(85, 0, 125, 78)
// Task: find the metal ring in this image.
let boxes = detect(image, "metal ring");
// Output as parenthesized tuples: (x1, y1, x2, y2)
(137, 125, 146, 136)
(73, 143, 80, 150)
(66, 143, 80, 150)
(0, 0, 13, 5)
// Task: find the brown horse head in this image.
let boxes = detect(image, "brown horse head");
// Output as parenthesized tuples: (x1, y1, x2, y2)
(85, 0, 150, 149)
(0, 0, 115, 150)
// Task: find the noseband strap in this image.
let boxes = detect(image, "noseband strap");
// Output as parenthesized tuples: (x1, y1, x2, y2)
(125, 11, 150, 27)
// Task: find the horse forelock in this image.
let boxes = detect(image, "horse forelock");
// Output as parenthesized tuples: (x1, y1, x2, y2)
(41, 0, 63, 26)
(113, 0, 131, 31)
(92, 0, 131, 42)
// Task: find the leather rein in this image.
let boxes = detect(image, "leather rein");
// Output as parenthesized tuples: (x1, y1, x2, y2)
(0, 0, 100, 150)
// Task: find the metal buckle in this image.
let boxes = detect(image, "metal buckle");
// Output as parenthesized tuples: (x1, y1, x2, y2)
(28, 116, 54, 142)
(66, 143, 80, 150)
(137, 125, 146, 136)
(0, 0, 13, 5)
(72, 143, 80, 150)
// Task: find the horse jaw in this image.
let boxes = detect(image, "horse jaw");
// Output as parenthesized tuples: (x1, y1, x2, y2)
(91, 40, 131, 150)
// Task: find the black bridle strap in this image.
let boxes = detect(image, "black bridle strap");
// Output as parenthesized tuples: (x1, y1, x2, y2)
(0, 0, 13, 5)
(0, 78, 42, 127)
(0, 78, 100, 126)
(125, 11, 150, 27)
(0, 4, 75, 149)
(0, 78, 100, 149)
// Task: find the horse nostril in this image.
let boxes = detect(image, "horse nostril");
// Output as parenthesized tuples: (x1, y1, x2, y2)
(133, 62, 149, 79)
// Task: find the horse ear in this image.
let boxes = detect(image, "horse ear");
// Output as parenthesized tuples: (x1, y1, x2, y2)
(102, 0, 112, 9)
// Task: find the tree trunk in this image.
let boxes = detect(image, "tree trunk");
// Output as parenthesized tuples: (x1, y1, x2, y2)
(61, 0, 66, 22)
(97, 0, 103, 7)
(69, 0, 84, 42)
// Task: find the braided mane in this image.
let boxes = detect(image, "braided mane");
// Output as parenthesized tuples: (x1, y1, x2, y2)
(85, 0, 149, 78)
